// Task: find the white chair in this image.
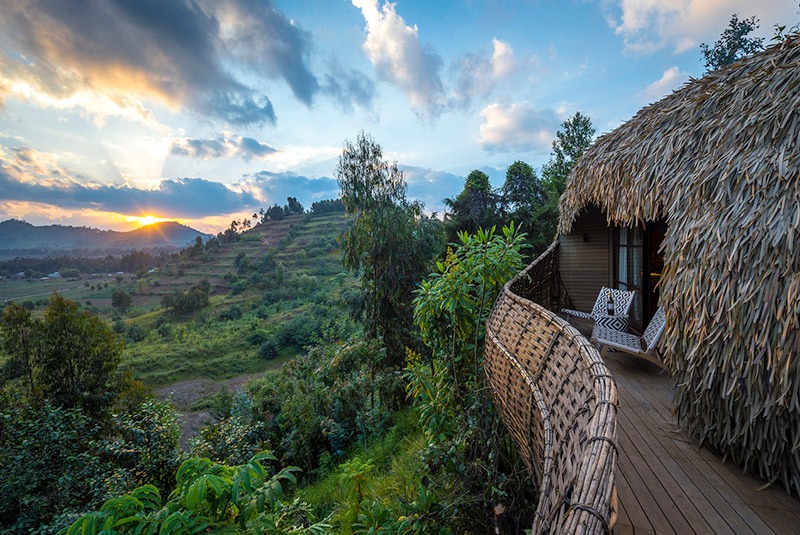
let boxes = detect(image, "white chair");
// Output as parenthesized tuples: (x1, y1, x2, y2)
(561, 287, 636, 324)
(592, 307, 666, 366)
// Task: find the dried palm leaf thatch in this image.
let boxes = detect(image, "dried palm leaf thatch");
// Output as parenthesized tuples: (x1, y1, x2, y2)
(560, 34, 800, 494)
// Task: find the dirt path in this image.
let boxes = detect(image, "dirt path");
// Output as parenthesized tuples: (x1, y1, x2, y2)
(154, 371, 265, 449)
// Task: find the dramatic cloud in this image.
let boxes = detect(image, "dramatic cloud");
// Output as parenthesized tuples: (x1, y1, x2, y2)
(452, 38, 517, 109)
(322, 60, 377, 112)
(247, 171, 339, 206)
(605, 0, 796, 53)
(352, 0, 445, 117)
(214, 0, 319, 105)
(171, 133, 278, 161)
(478, 103, 560, 153)
(640, 66, 689, 102)
(0, 147, 256, 218)
(0, 0, 320, 125)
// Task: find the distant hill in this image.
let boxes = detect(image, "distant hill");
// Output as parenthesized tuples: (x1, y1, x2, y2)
(0, 219, 210, 258)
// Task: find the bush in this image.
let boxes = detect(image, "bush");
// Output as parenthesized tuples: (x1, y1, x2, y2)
(190, 393, 270, 466)
(126, 324, 146, 343)
(217, 305, 243, 321)
(100, 399, 183, 495)
(258, 339, 279, 360)
(230, 279, 248, 295)
(246, 329, 269, 346)
(0, 400, 110, 534)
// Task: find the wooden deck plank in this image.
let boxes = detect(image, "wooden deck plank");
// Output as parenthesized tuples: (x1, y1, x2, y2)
(615, 421, 685, 533)
(608, 356, 778, 535)
(614, 448, 656, 534)
(615, 404, 721, 534)
(614, 379, 748, 535)
(609, 358, 800, 534)
(603, 352, 800, 535)
(630, 369, 800, 528)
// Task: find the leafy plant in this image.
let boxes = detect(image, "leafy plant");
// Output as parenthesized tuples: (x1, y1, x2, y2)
(63, 452, 330, 534)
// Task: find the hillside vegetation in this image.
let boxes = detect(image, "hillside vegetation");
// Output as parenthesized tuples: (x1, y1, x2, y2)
(0, 117, 591, 533)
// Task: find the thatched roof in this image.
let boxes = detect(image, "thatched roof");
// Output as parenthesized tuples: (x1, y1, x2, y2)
(559, 35, 800, 493)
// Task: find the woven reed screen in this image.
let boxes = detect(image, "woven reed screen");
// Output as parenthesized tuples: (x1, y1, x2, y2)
(485, 242, 618, 534)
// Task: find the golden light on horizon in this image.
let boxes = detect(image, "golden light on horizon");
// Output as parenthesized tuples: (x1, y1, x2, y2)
(128, 214, 169, 227)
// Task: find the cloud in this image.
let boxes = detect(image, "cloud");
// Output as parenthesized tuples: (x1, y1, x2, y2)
(478, 103, 560, 153)
(604, 0, 797, 54)
(352, 0, 444, 117)
(247, 171, 339, 206)
(171, 133, 278, 161)
(451, 38, 517, 109)
(213, 0, 319, 105)
(0, 146, 257, 218)
(640, 66, 689, 102)
(400, 165, 464, 214)
(0, 0, 320, 125)
(322, 60, 377, 112)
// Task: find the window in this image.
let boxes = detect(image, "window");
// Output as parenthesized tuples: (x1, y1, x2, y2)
(615, 227, 644, 329)
(614, 221, 667, 331)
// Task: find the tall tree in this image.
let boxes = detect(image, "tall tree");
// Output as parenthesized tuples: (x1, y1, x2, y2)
(444, 169, 499, 237)
(700, 14, 764, 72)
(501, 161, 543, 214)
(537, 112, 595, 249)
(336, 131, 443, 365)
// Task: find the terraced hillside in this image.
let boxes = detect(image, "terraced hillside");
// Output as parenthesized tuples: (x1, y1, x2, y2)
(1, 212, 356, 389)
(118, 212, 357, 386)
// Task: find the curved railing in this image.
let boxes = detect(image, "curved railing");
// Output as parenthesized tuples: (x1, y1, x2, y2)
(484, 242, 618, 534)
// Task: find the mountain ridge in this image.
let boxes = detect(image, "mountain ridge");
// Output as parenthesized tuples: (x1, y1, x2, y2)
(0, 219, 210, 256)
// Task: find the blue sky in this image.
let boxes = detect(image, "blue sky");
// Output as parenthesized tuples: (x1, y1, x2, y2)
(0, 0, 796, 232)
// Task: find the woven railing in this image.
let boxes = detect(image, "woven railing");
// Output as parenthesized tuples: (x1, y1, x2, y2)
(484, 242, 618, 534)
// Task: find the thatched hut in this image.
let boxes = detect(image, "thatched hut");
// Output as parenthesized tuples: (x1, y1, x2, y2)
(558, 34, 800, 493)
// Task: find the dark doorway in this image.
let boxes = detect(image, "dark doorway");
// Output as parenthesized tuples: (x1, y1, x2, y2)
(613, 220, 666, 331)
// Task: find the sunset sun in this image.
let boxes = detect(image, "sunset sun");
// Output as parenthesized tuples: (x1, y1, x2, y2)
(133, 214, 168, 227)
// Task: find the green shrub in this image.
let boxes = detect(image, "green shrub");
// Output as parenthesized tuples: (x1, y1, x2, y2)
(258, 339, 279, 360)
(218, 304, 243, 321)
(126, 323, 146, 343)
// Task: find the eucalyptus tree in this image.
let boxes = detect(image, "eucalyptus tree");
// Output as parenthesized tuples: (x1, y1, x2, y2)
(336, 131, 444, 365)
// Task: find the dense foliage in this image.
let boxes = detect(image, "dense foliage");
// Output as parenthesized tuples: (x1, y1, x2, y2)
(700, 13, 764, 72)
(65, 452, 329, 535)
(0, 121, 596, 532)
(1, 294, 124, 420)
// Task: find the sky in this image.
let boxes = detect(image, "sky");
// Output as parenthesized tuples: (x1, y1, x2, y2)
(0, 0, 797, 233)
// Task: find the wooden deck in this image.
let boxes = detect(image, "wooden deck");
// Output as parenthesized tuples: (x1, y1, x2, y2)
(605, 352, 800, 535)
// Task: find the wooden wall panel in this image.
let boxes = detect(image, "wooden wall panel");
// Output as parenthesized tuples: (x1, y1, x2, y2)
(558, 205, 610, 312)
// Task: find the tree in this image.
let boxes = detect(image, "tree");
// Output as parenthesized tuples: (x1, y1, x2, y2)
(541, 112, 595, 198)
(700, 13, 764, 72)
(501, 160, 544, 217)
(336, 131, 444, 365)
(537, 112, 595, 250)
(111, 288, 132, 314)
(1, 294, 124, 420)
(286, 196, 304, 215)
(0, 303, 38, 394)
(444, 169, 499, 237)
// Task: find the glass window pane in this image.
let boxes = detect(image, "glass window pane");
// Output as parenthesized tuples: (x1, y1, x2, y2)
(633, 227, 643, 246)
